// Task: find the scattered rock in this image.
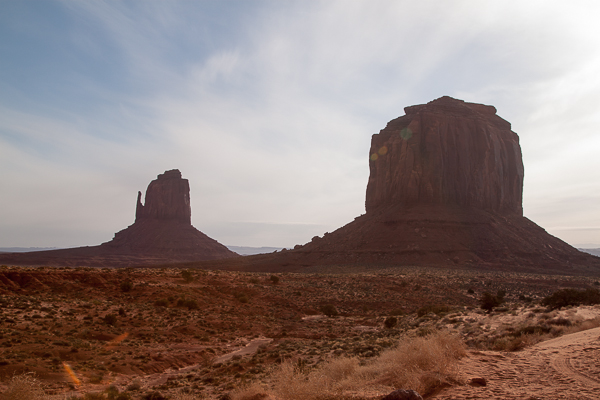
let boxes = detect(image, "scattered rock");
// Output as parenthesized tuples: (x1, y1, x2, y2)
(468, 377, 487, 386)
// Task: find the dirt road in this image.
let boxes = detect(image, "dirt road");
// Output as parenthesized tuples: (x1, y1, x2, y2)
(434, 327, 600, 400)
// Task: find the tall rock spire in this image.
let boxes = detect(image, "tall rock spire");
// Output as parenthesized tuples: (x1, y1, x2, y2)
(135, 169, 192, 224)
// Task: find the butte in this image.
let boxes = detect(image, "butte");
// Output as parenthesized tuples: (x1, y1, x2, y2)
(0, 169, 237, 267)
(201, 96, 600, 275)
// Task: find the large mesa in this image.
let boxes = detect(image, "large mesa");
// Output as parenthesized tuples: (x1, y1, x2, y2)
(208, 96, 600, 274)
(366, 96, 524, 214)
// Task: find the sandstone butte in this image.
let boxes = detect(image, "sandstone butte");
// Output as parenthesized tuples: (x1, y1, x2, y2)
(0, 169, 237, 267)
(199, 96, 600, 275)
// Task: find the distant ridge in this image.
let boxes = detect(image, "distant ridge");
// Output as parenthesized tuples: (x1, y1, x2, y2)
(579, 248, 600, 257)
(226, 246, 282, 256)
(0, 247, 60, 253)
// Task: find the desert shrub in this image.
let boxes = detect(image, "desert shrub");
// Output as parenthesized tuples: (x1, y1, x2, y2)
(126, 380, 142, 391)
(104, 314, 117, 326)
(519, 294, 533, 302)
(384, 316, 398, 329)
(142, 391, 168, 400)
(154, 299, 169, 307)
(541, 288, 600, 309)
(181, 270, 194, 283)
(479, 290, 505, 312)
(103, 385, 132, 400)
(492, 334, 543, 352)
(231, 383, 270, 400)
(547, 317, 572, 326)
(417, 304, 450, 317)
(270, 275, 280, 284)
(81, 393, 106, 400)
(2, 373, 45, 400)
(170, 393, 199, 400)
(176, 298, 199, 310)
(120, 280, 133, 292)
(89, 373, 104, 384)
(234, 292, 250, 303)
(514, 324, 552, 337)
(320, 304, 338, 317)
(258, 330, 465, 400)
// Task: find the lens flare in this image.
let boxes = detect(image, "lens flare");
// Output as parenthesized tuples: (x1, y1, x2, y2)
(106, 332, 129, 350)
(63, 362, 81, 386)
(370, 153, 378, 161)
(378, 146, 388, 155)
(400, 127, 413, 140)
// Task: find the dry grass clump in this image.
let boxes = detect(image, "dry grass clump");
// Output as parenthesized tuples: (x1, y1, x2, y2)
(1, 373, 46, 400)
(489, 316, 600, 352)
(363, 330, 466, 394)
(233, 331, 465, 400)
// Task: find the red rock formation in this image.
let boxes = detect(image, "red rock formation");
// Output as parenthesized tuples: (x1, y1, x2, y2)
(0, 169, 237, 267)
(101, 169, 236, 260)
(366, 96, 524, 214)
(135, 169, 191, 223)
(195, 97, 600, 275)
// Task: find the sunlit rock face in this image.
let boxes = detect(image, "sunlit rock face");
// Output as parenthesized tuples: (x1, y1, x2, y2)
(135, 169, 192, 224)
(366, 96, 524, 215)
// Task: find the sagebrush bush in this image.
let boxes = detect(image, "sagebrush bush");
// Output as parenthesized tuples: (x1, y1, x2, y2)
(233, 330, 465, 400)
(417, 304, 450, 317)
(181, 270, 194, 283)
(542, 288, 600, 309)
(479, 290, 505, 312)
(120, 280, 133, 292)
(2, 373, 45, 400)
(320, 304, 338, 317)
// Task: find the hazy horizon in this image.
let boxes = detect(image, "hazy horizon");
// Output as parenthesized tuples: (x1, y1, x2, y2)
(1, 1, 599, 249)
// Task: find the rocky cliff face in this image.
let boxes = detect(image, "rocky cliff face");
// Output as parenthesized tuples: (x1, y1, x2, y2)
(366, 96, 524, 215)
(135, 169, 191, 224)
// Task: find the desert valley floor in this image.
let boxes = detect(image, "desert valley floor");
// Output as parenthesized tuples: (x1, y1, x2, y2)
(1, 264, 599, 400)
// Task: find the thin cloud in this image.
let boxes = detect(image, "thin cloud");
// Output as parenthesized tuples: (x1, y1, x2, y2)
(1, 1, 600, 248)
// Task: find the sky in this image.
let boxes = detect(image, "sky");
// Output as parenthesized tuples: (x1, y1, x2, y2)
(1, 0, 600, 249)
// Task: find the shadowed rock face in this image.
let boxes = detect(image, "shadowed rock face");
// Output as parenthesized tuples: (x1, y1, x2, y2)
(366, 96, 524, 214)
(135, 169, 192, 224)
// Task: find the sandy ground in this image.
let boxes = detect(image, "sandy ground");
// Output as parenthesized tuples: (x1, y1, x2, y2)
(434, 327, 600, 400)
